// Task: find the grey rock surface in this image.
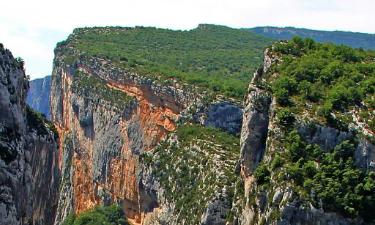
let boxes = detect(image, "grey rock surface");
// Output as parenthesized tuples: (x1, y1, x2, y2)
(0, 44, 60, 225)
(240, 54, 272, 176)
(27, 75, 51, 119)
(204, 102, 243, 135)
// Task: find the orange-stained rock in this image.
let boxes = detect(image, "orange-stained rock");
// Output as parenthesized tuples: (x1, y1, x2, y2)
(107, 82, 179, 148)
(53, 71, 73, 170)
(54, 124, 64, 170)
(53, 68, 182, 224)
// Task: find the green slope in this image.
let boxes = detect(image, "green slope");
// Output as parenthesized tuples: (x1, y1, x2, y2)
(57, 24, 272, 99)
(269, 37, 375, 132)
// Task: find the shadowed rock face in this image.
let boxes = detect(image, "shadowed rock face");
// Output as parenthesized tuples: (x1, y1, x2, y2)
(240, 76, 271, 176)
(204, 102, 243, 135)
(0, 44, 60, 225)
(27, 75, 51, 119)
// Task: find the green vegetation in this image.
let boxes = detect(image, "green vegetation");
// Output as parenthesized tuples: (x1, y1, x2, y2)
(71, 71, 134, 108)
(255, 130, 375, 221)
(275, 108, 295, 127)
(252, 38, 375, 222)
(59, 25, 272, 99)
(254, 163, 271, 185)
(270, 37, 375, 131)
(62, 205, 128, 225)
(141, 124, 240, 224)
(26, 106, 58, 139)
(282, 130, 375, 221)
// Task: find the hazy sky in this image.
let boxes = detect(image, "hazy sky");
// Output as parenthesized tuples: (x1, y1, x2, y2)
(1, 0, 374, 79)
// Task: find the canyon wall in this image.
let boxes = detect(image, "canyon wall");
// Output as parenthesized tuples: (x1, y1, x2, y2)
(51, 37, 243, 224)
(27, 75, 51, 119)
(0, 44, 60, 225)
(51, 27, 375, 225)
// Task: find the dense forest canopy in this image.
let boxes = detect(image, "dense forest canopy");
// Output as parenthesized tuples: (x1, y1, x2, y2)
(57, 24, 272, 99)
(270, 37, 375, 131)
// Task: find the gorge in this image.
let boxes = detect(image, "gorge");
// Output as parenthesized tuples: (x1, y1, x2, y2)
(1, 24, 374, 225)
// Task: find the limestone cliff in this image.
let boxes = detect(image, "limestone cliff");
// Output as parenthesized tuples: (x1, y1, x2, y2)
(238, 43, 375, 225)
(0, 44, 60, 225)
(27, 75, 51, 119)
(51, 27, 244, 225)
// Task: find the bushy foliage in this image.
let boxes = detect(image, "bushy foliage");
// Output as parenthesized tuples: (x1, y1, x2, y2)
(141, 124, 240, 224)
(280, 131, 375, 221)
(61, 25, 272, 99)
(26, 106, 58, 139)
(62, 205, 128, 225)
(14, 57, 24, 69)
(271, 38, 375, 131)
(254, 163, 271, 184)
(276, 108, 295, 127)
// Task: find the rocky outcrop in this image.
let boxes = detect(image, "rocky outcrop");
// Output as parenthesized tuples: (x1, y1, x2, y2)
(238, 48, 375, 225)
(27, 75, 51, 119)
(240, 68, 272, 177)
(0, 44, 60, 225)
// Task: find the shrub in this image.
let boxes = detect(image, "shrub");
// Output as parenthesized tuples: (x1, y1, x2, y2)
(274, 88, 292, 106)
(254, 163, 271, 184)
(62, 205, 128, 225)
(276, 108, 295, 127)
(272, 38, 374, 129)
(26, 106, 58, 139)
(285, 130, 306, 162)
(281, 130, 375, 221)
(271, 154, 283, 170)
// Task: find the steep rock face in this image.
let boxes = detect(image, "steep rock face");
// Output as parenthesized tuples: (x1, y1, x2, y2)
(203, 102, 243, 135)
(238, 47, 374, 225)
(240, 67, 272, 177)
(27, 75, 51, 119)
(51, 27, 246, 224)
(0, 44, 60, 225)
(50, 49, 194, 224)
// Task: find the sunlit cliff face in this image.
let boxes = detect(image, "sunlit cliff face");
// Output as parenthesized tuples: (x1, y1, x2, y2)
(51, 64, 181, 224)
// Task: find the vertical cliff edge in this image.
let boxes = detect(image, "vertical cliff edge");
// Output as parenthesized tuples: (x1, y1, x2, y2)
(0, 44, 60, 225)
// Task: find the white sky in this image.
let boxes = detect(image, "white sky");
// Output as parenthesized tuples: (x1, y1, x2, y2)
(1, 0, 374, 79)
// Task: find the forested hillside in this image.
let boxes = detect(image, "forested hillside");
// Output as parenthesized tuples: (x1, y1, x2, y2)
(58, 24, 272, 99)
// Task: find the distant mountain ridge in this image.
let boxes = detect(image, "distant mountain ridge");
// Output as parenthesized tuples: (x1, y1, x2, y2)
(249, 26, 375, 49)
(26, 75, 51, 119)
